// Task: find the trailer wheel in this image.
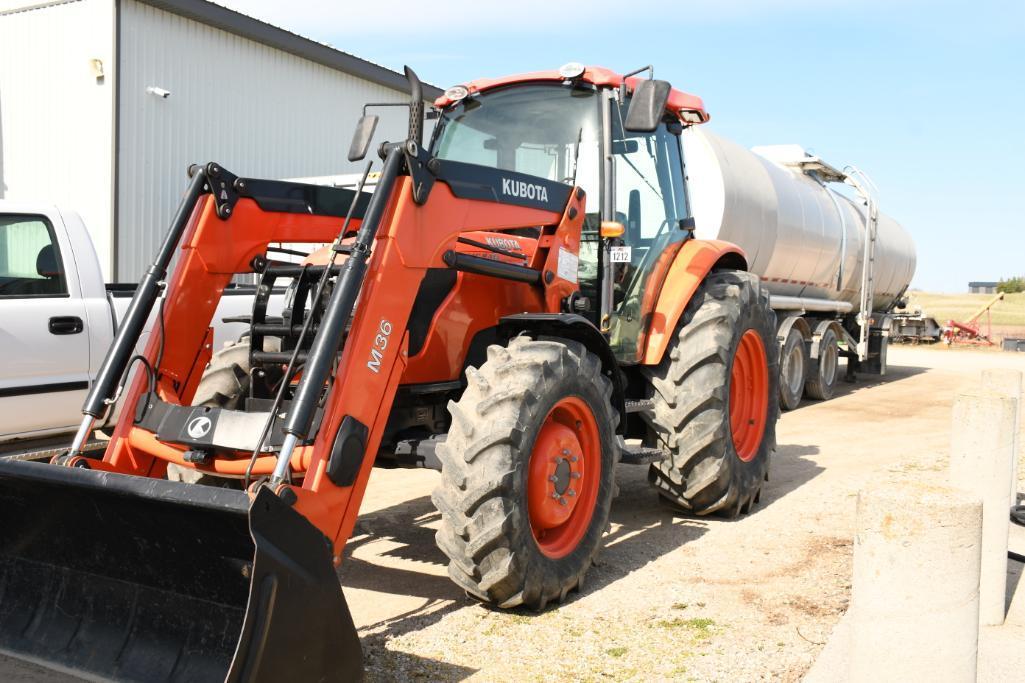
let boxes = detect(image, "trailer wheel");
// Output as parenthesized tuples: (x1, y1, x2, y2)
(432, 336, 620, 610)
(805, 327, 840, 401)
(641, 270, 778, 517)
(778, 327, 807, 411)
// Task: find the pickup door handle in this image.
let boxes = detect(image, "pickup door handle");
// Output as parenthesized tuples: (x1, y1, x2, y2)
(49, 316, 84, 335)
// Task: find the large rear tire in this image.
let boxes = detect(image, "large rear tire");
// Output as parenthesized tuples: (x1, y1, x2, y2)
(432, 336, 620, 610)
(641, 270, 778, 517)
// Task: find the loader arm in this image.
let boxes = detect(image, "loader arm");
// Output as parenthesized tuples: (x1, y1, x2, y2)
(97, 153, 586, 562)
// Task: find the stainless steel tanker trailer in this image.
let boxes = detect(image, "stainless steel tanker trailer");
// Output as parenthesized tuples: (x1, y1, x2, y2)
(682, 129, 916, 410)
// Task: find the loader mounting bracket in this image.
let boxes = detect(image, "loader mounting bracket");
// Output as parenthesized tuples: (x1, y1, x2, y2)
(404, 140, 436, 205)
(204, 163, 240, 220)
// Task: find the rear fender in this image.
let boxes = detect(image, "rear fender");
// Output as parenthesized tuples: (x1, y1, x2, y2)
(639, 240, 747, 365)
(498, 313, 625, 432)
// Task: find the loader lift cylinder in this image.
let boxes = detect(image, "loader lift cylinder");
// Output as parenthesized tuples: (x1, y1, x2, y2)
(273, 147, 404, 483)
(69, 167, 209, 453)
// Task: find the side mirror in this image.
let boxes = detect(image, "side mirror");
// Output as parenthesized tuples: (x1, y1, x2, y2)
(624, 79, 672, 133)
(348, 114, 379, 162)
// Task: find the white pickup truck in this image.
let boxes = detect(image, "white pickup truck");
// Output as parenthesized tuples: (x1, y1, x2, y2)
(0, 201, 272, 456)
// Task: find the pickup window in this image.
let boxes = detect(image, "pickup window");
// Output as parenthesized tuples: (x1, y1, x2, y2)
(0, 214, 68, 298)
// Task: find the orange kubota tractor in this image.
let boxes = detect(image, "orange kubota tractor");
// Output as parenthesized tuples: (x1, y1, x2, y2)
(0, 64, 777, 681)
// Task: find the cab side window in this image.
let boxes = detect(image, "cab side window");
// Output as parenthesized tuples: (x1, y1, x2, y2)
(0, 215, 68, 298)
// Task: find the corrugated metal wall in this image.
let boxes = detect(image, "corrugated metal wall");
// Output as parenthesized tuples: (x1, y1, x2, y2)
(117, 0, 412, 281)
(0, 0, 116, 275)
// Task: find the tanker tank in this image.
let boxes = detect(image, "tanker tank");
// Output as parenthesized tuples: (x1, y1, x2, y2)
(681, 128, 916, 314)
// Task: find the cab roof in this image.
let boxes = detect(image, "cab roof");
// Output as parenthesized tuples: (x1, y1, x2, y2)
(433, 65, 709, 124)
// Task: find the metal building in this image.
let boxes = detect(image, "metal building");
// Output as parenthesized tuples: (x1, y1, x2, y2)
(968, 281, 998, 294)
(0, 0, 440, 281)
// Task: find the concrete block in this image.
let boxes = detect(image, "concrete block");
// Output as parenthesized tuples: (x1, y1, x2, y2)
(849, 482, 982, 681)
(950, 389, 1017, 626)
(981, 369, 1022, 499)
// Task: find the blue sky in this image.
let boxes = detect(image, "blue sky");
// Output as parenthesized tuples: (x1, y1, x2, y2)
(223, 0, 1023, 292)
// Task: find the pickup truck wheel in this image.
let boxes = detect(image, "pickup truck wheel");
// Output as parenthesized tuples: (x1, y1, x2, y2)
(432, 336, 620, 610)
(641, 270, 778, 517)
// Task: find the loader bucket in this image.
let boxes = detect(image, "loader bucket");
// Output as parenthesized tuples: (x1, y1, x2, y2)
(0, 460, 362, 682)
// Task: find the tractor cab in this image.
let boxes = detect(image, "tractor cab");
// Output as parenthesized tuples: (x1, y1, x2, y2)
(430, 64, 709, 360)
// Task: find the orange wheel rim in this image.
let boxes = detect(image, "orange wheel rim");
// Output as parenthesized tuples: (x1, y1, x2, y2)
(729, 330, 769, 462)
(526, 396, 601, 559)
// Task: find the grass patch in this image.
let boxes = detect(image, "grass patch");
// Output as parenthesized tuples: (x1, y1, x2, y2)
(671, 602, 689, 610)
(657, 616, 717, 639)
(605, 646, 628, 658)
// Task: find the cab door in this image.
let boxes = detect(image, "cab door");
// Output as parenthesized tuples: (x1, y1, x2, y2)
(606, 111, 692, 361)
(0, 211, 90, 438)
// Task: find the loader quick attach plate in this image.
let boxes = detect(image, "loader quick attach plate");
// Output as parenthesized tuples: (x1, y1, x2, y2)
(0, 460, 362, 682)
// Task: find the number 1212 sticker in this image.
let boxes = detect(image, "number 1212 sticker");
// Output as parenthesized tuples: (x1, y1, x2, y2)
(610, 246, 632, 263)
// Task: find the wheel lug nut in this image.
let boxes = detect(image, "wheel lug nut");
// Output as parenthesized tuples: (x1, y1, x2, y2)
(551, 492, 559, 499)
(567, 489, 576, 497)
(562, 449, 570, 455)
(548, 475, 558, 483)
(570, 456, 578, 463)
(559, 497, 567, 506)
(571, 472, 581, 479)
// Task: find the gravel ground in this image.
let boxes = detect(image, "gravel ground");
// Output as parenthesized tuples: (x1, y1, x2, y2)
(2, 345, 1023, 681)
(342, 345, 1025, 682)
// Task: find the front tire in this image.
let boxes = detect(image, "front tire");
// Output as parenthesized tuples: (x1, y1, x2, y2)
(641, 270, 778, 517)
(432, 336, 620, 610)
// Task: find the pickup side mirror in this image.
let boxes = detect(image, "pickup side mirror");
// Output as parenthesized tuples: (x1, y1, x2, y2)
(348, 114, 379, 162)
(624, 79, 672, 133)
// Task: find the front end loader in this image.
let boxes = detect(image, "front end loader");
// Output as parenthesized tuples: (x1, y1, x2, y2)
(0, 64, 777, 681)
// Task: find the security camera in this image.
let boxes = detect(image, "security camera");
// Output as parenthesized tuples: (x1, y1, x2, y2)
(146, 86, 171, 99)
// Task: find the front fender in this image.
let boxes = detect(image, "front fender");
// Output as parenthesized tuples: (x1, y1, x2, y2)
(639, 239, 747, 365)
(498, 313, 626, 433)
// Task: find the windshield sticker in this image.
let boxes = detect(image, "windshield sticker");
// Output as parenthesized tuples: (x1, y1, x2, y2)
(557, 248, 579, 284)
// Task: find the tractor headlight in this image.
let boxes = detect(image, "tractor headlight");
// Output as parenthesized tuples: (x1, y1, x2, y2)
(444, 85, 469, 102)
(558, 62, 585, 79)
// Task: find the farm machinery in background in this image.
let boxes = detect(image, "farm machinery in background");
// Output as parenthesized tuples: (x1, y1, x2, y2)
(942, 292, 1005, 346)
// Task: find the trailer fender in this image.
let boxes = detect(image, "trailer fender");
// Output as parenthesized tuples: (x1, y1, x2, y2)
(809, 319, 847, 360)
(776, 315, 812, 352)
(640, 239, 747, 365)
(498, 313, 625, 432)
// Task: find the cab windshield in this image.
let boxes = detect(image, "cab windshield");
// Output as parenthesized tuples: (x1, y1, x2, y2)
(431, 84, 601, 199)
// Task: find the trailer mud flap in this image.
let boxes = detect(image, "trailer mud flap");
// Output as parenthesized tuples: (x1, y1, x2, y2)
(0, 460, 362, 682)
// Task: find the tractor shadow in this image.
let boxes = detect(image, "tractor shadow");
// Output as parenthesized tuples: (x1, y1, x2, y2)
(338, 440, 824, 677)
(822, 361, 929, 403)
